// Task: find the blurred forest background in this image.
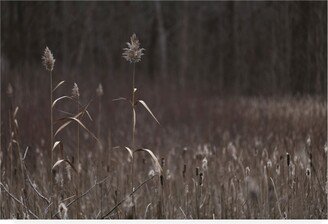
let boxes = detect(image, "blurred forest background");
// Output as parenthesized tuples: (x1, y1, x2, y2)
(1, 1, 327, 96)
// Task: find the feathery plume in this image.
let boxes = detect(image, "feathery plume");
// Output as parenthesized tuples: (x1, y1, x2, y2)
(72, 83, 80, 99)
(58, 203, 68, 219)
(96, 83, 103, 97)
(122, 33, 145, 63)
(42, 46, 55, 71)
(202, 157, 208, 171)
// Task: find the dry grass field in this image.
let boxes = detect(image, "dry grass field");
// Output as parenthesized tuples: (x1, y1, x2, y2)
(0, 27, 328, 219)
(0, 38, 326, 219)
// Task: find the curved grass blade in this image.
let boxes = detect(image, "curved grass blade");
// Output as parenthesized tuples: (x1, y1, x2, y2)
(112, 97, 129, 102)
(55, 117, 100, 145)
(85, 110, 93, 121)
(53, 80, 65, 92)
(52, 141, 61, 151)
(55, 120, 73, 135)
(125, 146, 133, 159)
(113, 146, 133, 159)
(13, 107, 19, 117)
(56, 109, 74, 116)
(134, 148, 162, 173)
(55, 111, 84, 125)
(14, 119, 19, 129)
(52, 159, 77, 173)
(52, 96, 74, 108)
(138, 100, 160, 125)
(22, 146, 29, 160)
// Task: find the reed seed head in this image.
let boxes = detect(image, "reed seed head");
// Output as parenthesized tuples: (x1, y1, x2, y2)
(267, 159, 272, 168)
(42, 46, 55, 71)
(245, 166, 250, 176)
(123, 195, 133, 209)
(306, 136, 311, 147)
(58, 203, 68, 219)
(96, 83, 104, 97)
(148, 169, 155, 177)
(202, 157, 208, 171)
(122, 33, 145, 63)
(72, 83, 80, 99)
(7, 83, 13, 96)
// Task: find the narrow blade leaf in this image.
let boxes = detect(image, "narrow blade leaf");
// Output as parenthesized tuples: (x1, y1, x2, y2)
(53, 81, 65, 92)
(134, 148, 162, 173)
(52, 141, 61, 151)
(13, 107, 19, 117)
(85, 110, 93, 121)
(124, 146, 133, 159)
(54, 120, 73, 136)
(52, 96, 74, 108)
(52, 159, 77, 173)
(138, 100, 160, 125)
(52, 159, 65, 169)
(112, 97, 128, 102)
(55, 117, 100, 145)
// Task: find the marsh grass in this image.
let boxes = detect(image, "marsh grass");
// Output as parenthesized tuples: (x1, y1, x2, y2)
(0, 37, 326, 220)
(1, 94, 325, 219)
(111, 33, 161, 218)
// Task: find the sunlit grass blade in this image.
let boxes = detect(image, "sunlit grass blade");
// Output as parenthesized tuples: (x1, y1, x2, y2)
(52, 80, 65, 92)
(138, 100, 160, 125)
(52, 96, 74, 108)
(134, 148, 162, 173)
(52, 159, 77, 173)
(52, 141, 61, 151)
(55, 116, 100, 145)
(125, 146, 134, 159)
(55, 110, 83, 124)
(13, 107, 19, 117)
(85, 110, 93, 121)
(113, 146, 134, 159)
(112, 97, 129, 102)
